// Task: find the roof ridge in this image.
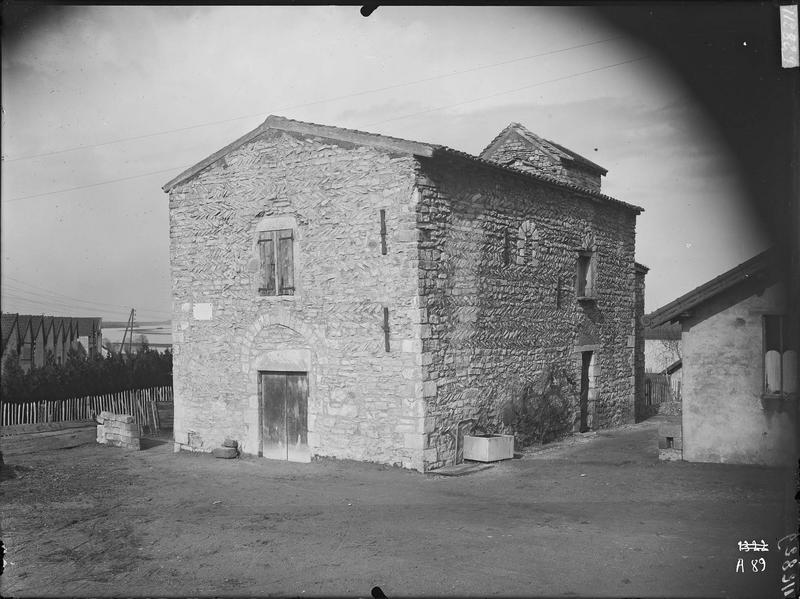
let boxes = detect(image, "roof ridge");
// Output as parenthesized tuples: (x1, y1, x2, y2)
(478, 122, 518, 158)
(263, 115, 441, 151)
(163, 115, 638, 212)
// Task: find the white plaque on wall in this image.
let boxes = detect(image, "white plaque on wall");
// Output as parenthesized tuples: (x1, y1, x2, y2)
(192, 303, 213, 320)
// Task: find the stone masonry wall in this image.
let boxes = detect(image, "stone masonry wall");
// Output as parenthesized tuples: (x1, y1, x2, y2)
(415, 155, 637, 469)
(169, 129, 426, 470)
(633, 266, 651, 422)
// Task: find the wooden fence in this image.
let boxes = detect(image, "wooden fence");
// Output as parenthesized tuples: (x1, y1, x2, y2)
(1, 386, 173, 433)
(644, 373, 680, 406)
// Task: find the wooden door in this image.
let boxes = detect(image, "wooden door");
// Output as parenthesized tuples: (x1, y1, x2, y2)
(260, 371, 308, 461)
(579, 351, 592, 433)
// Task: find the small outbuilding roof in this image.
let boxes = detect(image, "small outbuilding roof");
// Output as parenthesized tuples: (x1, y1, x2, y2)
(646, 249, 778, 327)
(642, 321, 682, 340)
(162, 115, 642, 214)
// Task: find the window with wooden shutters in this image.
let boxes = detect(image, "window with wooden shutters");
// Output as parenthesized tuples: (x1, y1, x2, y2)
(763, 315, 797, 398)
(259, 229, 294, 296)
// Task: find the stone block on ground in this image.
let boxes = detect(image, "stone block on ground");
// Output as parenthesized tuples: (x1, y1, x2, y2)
(213, 446, 239, 459)
(659, 448, 682, 461)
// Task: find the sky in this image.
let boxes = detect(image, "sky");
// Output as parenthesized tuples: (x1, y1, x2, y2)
(1, 5, 769, 324)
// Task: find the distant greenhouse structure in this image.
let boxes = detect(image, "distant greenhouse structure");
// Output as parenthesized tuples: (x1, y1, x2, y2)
(1, 313, 102, 373)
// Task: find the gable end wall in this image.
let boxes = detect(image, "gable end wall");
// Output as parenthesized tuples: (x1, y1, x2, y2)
(168, 129, 426, 469)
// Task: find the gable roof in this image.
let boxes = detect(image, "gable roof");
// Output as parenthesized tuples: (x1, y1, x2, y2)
(27, 315, 44, 341)
(42, 316, 54, 342)
(646, 249, 779, 327)
(479, 122, 608, 175)
(162, 115, 641, 214)
(16, 315, 34, 340)
(1, 313, 19, 354)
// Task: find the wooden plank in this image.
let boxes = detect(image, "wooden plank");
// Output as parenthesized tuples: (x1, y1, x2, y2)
(151, 399, 159, 433)
(277, 229, 294, 294)
(3, 424, 96, 441)
(259, 231, 276, 295)
(2, 420, 93, 436)
(261, 372, 287, 460)
(1, 426, 96, 456)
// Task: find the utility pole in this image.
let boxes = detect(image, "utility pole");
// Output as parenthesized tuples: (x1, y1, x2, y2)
(120, 308, 134, 357)
(130, 308, 135, 355)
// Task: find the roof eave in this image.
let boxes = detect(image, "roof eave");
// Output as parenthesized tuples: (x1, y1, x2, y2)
(162, 115, 436, 193)
(432, 147, 643, 215)
(646, 250, 777, 327)
(162, 120, 272, 192)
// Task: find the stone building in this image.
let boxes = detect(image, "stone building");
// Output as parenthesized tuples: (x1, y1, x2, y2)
(647, 249, 797, 465)
(163, 116, 644, 471)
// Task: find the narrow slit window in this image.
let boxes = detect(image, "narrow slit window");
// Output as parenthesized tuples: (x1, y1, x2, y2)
(576, 250, 596, 299)
(380, 209, 387, 255)
(383, 307, 390, 352)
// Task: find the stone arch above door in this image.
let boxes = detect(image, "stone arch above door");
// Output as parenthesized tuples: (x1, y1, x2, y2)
(241, 308, 323, 374)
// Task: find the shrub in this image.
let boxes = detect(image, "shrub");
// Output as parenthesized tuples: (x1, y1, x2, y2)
(0, 348, 172, 404)
(504, 365, 577, 447)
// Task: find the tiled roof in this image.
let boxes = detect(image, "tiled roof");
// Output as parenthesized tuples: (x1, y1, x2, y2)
(543, 138, 607, 174)
(162, 115, 436, 192)
(432, 146, 639, 213)
(163, 115, 641, 214)
(646, 249, 778, 327)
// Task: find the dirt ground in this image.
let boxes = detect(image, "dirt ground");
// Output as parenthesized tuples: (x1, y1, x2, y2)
(1, 417, 796, 598)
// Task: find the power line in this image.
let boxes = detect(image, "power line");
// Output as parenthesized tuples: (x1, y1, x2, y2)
(3, 275, 168, 308)
(4, 54, 648, 205)
(2, 165, 187, 204)
(3, 286, 171, 315)
(366, 56, 650, 127)
(0, 294, 159, 317)
(1, 293, 138, 317)
(2, 281, 171, 316)
(1, 36, 623, 163)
